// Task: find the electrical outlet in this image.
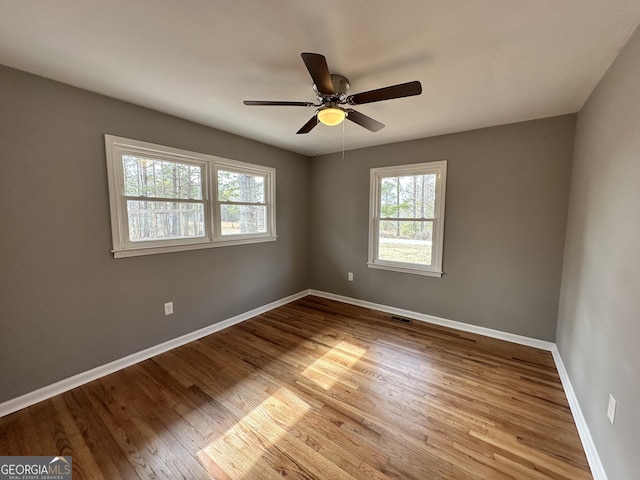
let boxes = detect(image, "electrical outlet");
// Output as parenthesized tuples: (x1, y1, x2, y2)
(164, 302, 174, 316)
(607, 393, 616, 424)
(348, 272, 354, 281)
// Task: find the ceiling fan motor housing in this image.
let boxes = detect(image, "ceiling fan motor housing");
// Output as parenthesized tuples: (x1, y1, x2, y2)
(313, 74, 350, 103)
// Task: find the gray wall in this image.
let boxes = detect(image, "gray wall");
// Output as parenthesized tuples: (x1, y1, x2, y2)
(309, 116, 576, 341)
(0, 65, 309, 403)
(556, 25, 640, 480)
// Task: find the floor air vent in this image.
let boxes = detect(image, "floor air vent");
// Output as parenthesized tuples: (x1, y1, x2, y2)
(390, 315, 412, 324)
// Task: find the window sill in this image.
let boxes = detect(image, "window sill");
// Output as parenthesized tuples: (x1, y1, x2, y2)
(113, 235, 277, 258)
(367, 261, 443, 277)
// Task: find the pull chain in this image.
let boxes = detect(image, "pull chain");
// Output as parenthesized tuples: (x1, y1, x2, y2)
(341, 118, 346, 160)
(315, 116, 320, 157)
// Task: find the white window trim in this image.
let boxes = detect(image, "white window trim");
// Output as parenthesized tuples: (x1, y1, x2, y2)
(367, 160, 447, 277)
(105, 135, 276, 258)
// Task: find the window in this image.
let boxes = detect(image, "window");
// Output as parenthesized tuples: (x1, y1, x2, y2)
(368, 160, 447, 277)
(105, 135, 276, 258)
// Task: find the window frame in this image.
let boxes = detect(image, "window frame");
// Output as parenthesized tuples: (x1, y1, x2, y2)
(368, 160, 447, 277)
(105, 135, 276, 258)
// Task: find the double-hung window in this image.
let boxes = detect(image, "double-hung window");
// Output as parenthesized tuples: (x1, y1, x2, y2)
(368, 160, 447, 277)
(105, 135, 276, 258)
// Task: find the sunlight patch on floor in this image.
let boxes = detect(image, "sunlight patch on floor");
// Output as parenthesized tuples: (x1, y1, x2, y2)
(196, 340, 367, 478)
(300, 340, 367, 390)
(197, 387, 312, 478)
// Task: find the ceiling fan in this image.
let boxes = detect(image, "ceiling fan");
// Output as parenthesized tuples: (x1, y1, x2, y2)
(244, 53, 422, 134)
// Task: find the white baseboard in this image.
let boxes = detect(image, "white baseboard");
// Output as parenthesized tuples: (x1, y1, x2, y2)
(551, 345, 608, 480)
(309, 289, 555, 350)
(309, 289, 607, 480)
(0, 290, 308, 418)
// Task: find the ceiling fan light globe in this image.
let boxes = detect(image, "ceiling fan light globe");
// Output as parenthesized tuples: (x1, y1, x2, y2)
(317, 108, 346, 126)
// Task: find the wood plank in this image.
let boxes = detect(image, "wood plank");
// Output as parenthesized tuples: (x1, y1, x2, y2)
(51, 395, 106, 480)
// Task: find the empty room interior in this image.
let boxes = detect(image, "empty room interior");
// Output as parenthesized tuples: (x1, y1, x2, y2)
(1, 2, 639, 479)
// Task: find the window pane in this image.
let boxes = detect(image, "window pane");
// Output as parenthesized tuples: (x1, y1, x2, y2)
(380, 174, 436, 219)
(378, 220, 433, 265)
(127, 200, 205, 241)
(218, 170, 265, 203)
(123, 155, 203, 200)
(220, 205, 267, 235)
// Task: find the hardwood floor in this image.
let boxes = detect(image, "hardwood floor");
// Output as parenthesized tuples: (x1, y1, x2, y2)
(0, 296, 592, 479)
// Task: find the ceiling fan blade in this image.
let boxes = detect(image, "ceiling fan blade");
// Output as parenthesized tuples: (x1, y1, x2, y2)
(347, 80, 422, 105)
(244, 100, 314, 106)
(296, 114, 318, 134)
(346, 109, 385, 132)
(301, 53, 334, 95)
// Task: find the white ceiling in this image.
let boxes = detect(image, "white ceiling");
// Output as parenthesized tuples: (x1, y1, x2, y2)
(1, 1, 639, 156)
